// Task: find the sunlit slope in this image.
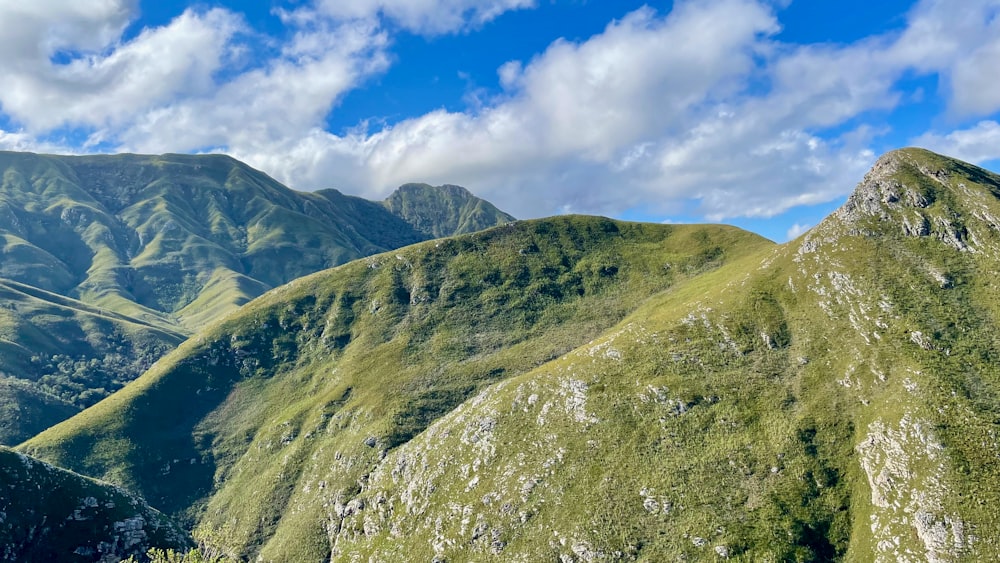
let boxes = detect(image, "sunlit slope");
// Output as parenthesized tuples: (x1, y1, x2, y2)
(22, 216, 771, 559)
(0, 446, 189, 562)
(24, 148, 1000, 561)
(0, 151, 431, 331)
(0, 150, 512, 442)
(323, 148, 1000, 561)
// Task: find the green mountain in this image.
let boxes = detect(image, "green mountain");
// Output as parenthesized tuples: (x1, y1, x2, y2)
(383, 183, 515, 238)
(21, 216, 768, 559)
(0, 151, 511, 443)
(19, 148, 1000, 561)
(0, 446, 189, 561)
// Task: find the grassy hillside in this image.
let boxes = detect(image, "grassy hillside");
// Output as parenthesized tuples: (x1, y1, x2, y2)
(22, 216, 770, 559)
(0, 446, 189, 561)
(322, 148, 1000, 562)
(0, 151, 512, 443)
(22, 148, 1000, 561)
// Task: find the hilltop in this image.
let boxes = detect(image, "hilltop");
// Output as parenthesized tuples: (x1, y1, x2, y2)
(18, 148, 1000, 560)
(0, 151, 512, 443)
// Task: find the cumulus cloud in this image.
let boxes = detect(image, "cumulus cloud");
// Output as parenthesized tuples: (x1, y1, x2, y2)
(0, 1, 243, 132)
(914, 121, 1000, 164)
(786, 222, 811, 241)
(891, 0, 1000, 115)
(116, 19, 390, 154)
(0, 129, 67, 153)
(1, 0, 999, 223)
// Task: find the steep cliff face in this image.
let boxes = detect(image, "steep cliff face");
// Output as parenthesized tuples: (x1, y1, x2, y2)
(0, 447, 190, 562)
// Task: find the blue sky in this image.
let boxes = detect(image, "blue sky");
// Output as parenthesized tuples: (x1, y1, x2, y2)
(1, 1, 999, 242)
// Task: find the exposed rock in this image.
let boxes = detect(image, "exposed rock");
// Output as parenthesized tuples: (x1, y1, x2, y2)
(857, 415, 968, 562)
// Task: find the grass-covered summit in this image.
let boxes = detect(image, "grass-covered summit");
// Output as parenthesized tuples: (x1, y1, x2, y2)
(20, 148, 1000, 561)
(0, 151, 512, 443)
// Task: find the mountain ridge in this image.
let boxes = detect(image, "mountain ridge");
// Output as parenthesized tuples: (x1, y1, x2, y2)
(0, 150, 514, 444)
(15, 147, 1000, 561)
(22, 215, 771, 559)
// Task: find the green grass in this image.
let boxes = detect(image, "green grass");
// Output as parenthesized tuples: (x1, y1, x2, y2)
(0, 150, 512, 444)
(16, 148, 1000, 561)
(22, 216, 770, 559)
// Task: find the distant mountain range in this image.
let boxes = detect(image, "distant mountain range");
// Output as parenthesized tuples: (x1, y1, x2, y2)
(6, 148, 1000, 561)
(0, 151, 512, 444)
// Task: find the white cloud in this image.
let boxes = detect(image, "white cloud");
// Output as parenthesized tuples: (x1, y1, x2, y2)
(0, 0, 134, 57)
(892, 0, 1000, 115)
(1, 0, 999, 224)
(0, 2, 243, 131)
(0, 129, 67, 153)
(116, 19, 390, 154)
(786, 222, 811, 241)
(913, 121, 1000, 164)
(311, 0, 535, 34)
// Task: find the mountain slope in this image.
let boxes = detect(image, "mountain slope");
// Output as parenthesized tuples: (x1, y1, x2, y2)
(0, 377, 78, 446)
(23, 148, 1000, 561)
(0, 446, 189, 561)
(0, 151, 511, 443)
(0, 151, 506, 327)
(0, 277, 184, 443)
(21, 216, 770, 559)
(322, 147, 1000, 562)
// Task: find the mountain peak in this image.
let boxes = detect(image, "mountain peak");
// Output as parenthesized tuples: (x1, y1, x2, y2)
(838, 148, 943, 221)
(383, 182, 515, 238)
(392, 182, 474, 198)
(806, 148, 1000, 253)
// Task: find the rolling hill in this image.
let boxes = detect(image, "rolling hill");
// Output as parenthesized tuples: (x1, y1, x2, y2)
(0, 151, 512, 443)
(18, 148, 1000, 561)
